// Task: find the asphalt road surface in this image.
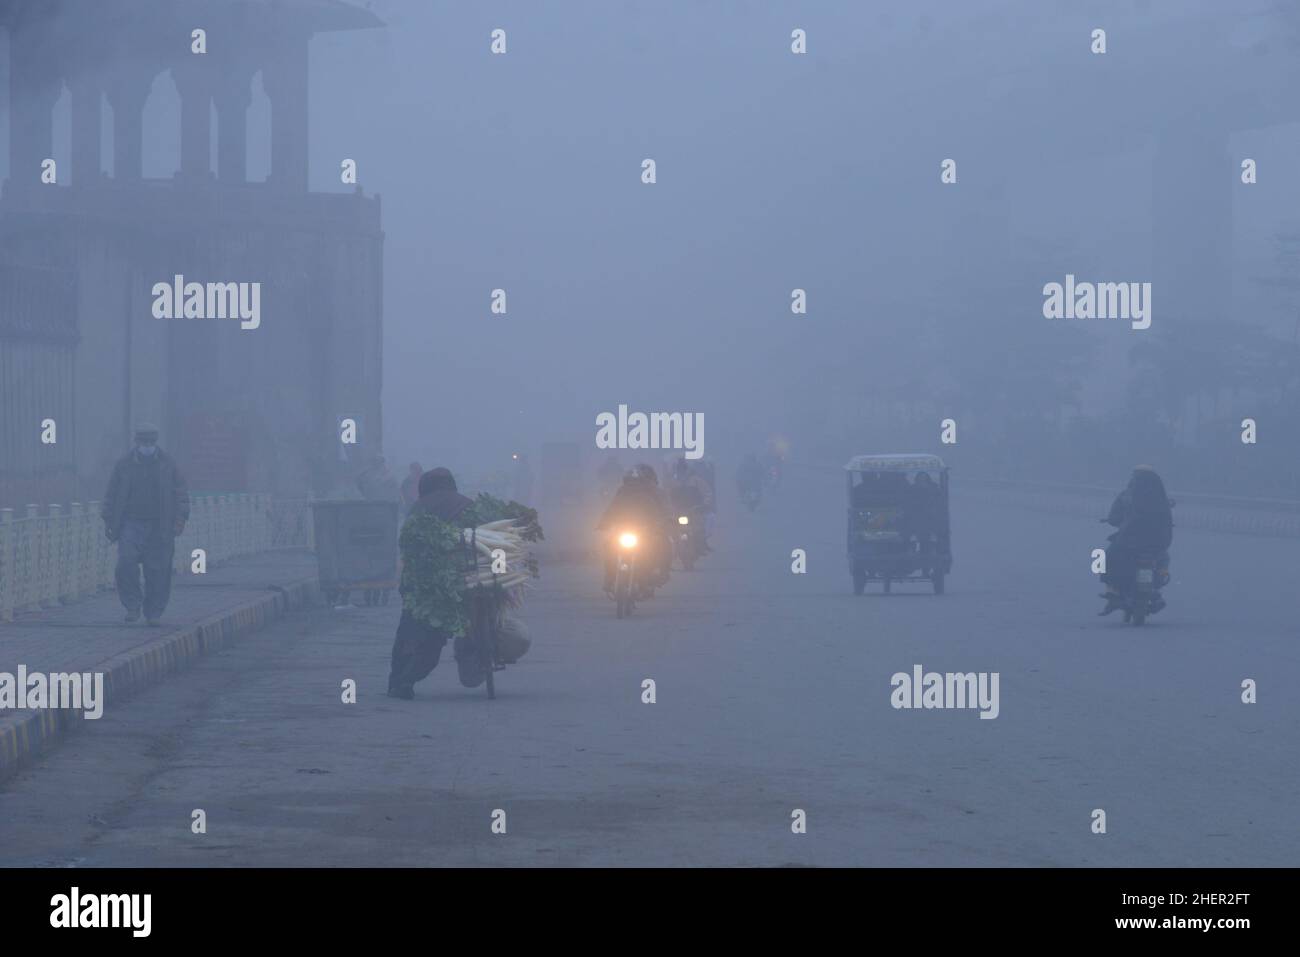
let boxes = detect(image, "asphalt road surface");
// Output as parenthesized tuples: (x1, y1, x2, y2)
(2, 468, 1297, 866)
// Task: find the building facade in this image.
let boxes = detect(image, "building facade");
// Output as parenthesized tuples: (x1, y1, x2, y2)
(0, 0, 384, 508)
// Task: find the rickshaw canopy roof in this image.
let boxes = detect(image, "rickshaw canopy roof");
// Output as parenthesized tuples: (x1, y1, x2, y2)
(844, 453, 947, 472)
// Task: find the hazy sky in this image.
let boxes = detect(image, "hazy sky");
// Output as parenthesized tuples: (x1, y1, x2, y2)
(304, 0, 1300, 471)
(6, 0, 1300, 476)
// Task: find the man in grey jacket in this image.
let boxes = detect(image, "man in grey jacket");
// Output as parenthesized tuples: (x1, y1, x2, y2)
(100, 423, 190, 625)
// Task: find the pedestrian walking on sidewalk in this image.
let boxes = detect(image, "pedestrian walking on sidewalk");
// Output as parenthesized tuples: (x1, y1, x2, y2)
(100, 423, 190, 626)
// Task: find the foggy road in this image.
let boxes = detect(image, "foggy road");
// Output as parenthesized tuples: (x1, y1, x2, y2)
(2, 468, 1296, 867)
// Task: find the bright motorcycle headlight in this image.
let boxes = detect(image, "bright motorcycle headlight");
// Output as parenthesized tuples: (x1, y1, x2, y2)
(678, 515, 689, 525)
(619, 532, 638, 548)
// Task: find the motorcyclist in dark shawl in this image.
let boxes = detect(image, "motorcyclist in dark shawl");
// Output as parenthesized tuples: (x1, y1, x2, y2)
(596, 464, 671, 592)
(669, 458, 712, 553)
(388, 467, 481, 698)
(1099, 465, 1173, 615)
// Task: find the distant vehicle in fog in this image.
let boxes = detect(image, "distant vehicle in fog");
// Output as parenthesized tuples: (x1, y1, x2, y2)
(668, 458, 712, 565)
(736, 454, 765, 511)
(845, 454, 951, 595)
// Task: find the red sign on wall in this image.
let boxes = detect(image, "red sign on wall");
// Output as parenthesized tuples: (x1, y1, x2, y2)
(181, 411, 249, 491)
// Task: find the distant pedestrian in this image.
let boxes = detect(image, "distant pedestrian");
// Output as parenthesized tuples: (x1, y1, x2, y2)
(400, 461, 423, 516)
(100, 423, 190, 626)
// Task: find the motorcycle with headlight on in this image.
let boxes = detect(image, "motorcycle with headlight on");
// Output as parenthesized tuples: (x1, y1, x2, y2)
(674, 512, 704, 570)
(613, 529, 643, 618)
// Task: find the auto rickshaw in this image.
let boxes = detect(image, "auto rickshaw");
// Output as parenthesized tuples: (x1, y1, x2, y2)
(845, 454, 951, 594)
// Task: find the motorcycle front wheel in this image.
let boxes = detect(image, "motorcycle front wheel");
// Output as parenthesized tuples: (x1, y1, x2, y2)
(615, 569, 633, 618)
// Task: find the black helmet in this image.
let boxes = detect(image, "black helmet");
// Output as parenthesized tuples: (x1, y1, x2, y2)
(635, 463, 658, 486)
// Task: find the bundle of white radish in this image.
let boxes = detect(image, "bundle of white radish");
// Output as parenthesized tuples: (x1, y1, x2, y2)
(461, 519, 534, 593)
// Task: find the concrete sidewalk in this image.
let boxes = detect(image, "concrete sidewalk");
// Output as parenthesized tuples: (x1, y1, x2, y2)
(0, 550, 319, 782)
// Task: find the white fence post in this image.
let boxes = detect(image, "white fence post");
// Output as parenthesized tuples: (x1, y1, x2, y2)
(238, 493, 251, 556)
(88, 500, 112, 590)
(18, 501, 40, 613)
(260, 495, 268, 549)
(48, 503, 73, 604)
(69, 502, 95, 599)
(216, 495, 229, 561)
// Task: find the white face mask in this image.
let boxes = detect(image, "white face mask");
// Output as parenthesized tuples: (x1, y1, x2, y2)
(136, 444, 158, 456)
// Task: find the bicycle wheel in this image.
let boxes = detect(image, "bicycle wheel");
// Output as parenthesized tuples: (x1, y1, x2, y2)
(483, 595, 499, 699)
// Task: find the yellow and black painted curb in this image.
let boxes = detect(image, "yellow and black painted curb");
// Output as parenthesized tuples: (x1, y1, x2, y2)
(0, 578, 318, 784)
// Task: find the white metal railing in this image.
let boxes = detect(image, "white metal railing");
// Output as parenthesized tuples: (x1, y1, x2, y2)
(0, 493, 315, 622)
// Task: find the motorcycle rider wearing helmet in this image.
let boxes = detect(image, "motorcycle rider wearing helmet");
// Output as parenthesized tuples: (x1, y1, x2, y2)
(1099, 465, 1173, 616)
(596, 464, 672, 593)
(669, 459, 712, 554)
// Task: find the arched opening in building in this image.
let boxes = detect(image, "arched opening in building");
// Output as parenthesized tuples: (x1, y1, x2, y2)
(247, 69, 272, 183)
(142, 71, 180, 180)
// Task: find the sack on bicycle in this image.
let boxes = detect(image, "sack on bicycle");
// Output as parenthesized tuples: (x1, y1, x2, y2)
(496, 614, 531, 664)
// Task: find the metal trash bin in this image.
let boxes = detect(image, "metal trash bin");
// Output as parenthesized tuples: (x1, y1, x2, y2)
(310, 500, 399, 606)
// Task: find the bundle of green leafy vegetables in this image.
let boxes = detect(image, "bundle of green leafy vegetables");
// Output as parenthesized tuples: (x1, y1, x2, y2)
(398, 510, 473, 636)
(463, 492, 544, 542)
(398, 495, 543, 635)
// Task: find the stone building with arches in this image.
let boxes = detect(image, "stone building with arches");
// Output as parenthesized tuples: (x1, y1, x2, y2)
(0, 0, 384, 507)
